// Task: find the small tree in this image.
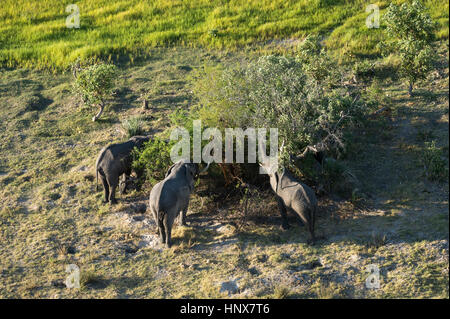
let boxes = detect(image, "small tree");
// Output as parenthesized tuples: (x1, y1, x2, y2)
(383, 0, 437, 96)
(72, 61, 117, 121)
(189, 54, 367, 184)
(296, 34, 340, 88)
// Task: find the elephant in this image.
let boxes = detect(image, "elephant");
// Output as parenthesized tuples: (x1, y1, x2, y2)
(149, 160, 210, 248)
(95, 136, 149, 204)
(260, 162, 317, 244)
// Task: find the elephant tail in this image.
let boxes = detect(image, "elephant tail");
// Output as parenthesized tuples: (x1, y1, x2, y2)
(156, 200, 166, 224)
(95, 157, 100, 192)
(157, 209, 166, 223)
(95, 146, 107, 192)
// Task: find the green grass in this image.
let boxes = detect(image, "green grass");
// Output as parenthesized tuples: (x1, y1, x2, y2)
(0, 0, 448, 70)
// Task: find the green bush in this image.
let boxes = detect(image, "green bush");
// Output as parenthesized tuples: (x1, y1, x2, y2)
(296, 34, 340, 88)
(421, 141, 448, 181)
(190, 53, 367, 172)
(72, 60, 117, 121)
(122, 116, 144, 137)
(382, 0, 437, 95)
(132, 137, 174, 185)
(362, 79, 389, 110)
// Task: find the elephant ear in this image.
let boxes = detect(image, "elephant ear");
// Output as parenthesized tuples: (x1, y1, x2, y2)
(279, 168, 299, 190)
(273, 171, 280, 193)
(165, 162, 179, 178)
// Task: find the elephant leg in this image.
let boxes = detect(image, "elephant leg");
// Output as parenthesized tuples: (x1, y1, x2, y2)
(276, 197, 290, 230)
(292, 202, 309, 229)
(158, 217, 166, 244)
(179, 204, 188, 226)
(150, 206, 158, 226)
(164, 216, 172, 248)
(306, 207, 316, 244)
(108, 173, 119, 204)
(119, 174, 127, 195)
(100, 174, 109, 203)
(294, 213, 305, 227)
(292, 203, 315, 244)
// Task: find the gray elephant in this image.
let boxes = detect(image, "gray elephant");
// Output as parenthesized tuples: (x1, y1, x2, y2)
(96, 136, 149, 204)
(260, 162, 317, 244)
(149, 160, 209, 248)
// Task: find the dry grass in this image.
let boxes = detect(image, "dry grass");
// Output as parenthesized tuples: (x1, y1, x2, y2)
(0, 44, 448, 298)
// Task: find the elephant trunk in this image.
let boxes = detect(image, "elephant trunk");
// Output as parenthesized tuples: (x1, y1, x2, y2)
(199, 162, 211, 174)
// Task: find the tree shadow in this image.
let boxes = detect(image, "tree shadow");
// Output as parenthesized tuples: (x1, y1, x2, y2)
(410, 89, 449, 102)
(373, 63, 399, 82)
(82, 275, 144, 293)
(15, 93, 53, 117)
(235, 197, 448, 249)
(149, 94, 192, 107)
(0, 79, 44, 96)
(33, 94, 53, 111)
(108, 275, 144, 291)
(94, 117, 116, 125)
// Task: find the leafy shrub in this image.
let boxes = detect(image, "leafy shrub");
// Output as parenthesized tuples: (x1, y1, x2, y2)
(421, 141, 448, 181)
(296, 34, 340, 88)
(80, 270, 105, 290)
(362, 79, 388, 109)
(384, 0, 436, 42)
(382, 0, 437, 95)
(122, 116, 144, 137)
(132, 137, 174, 185)
(72, 60, 117, 121)
(169, 107, 194, 131)
(189, 53, 367, 180)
